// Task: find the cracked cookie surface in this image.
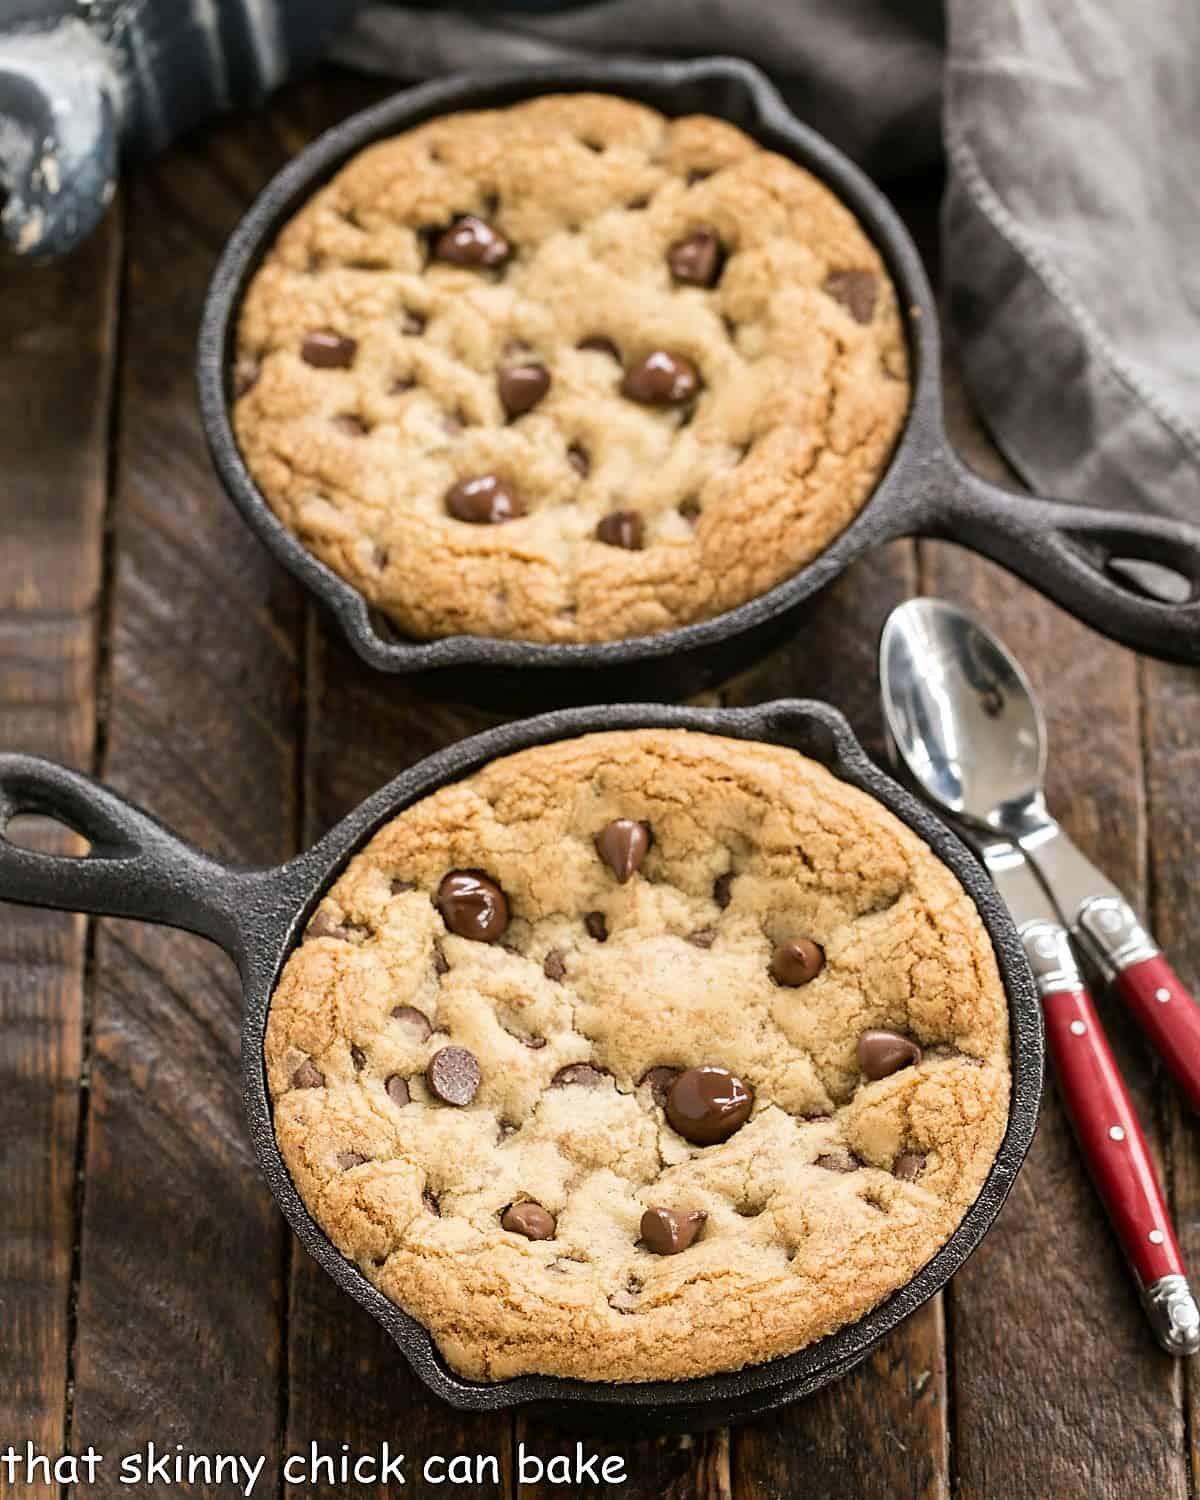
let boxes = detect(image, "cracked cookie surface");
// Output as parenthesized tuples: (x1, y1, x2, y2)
(266, 729, 1009, 1383)
(234, 95, 910, 644)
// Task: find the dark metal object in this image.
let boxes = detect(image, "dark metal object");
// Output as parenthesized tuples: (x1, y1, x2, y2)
(196, 57, 1200, 704)
(0, 699, 1043, 1432)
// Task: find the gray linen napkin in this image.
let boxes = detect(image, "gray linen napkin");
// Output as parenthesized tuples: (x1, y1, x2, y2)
(333, 0, 1200, 521)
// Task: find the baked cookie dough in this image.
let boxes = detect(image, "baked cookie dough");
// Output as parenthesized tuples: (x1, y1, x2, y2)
(265, 730, 1010, 1383)
(234, 95, 910, 644)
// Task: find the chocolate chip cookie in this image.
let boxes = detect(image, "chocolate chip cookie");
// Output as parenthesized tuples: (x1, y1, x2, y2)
(234, 95, 909, 645)
(265, 729, 1009, 1383)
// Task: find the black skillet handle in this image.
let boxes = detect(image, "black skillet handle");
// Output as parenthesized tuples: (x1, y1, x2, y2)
(927, 461, 1200, 664)
(0, 754, 253, 956)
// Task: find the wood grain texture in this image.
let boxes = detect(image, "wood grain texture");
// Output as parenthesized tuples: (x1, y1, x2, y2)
(66, 108, 305, 1494)
(0, 207, 120, 1498)
(929, 354, 1187, 1500)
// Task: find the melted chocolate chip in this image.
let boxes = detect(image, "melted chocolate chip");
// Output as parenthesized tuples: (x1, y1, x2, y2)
(595, 818, 650, 883)
(595, 510, 644, 550)
(350, 1045, 367, 1072)
(543, 949, 567, 982)
(666, 1066, 753, 1145)
(688, 928, 717, 949)
(444, 473, 523, 525)
(640, 1066, 680, 1108)
(501, 1201, 557, 1240)
(391, 1005, 432, 1042)
(385, 1074, 410, 1108)
(815, 1150, 860, 1173)
(621, 350, 700, 406)
(233, 355, 260, 397)
(577, 335, 620, 359)
(713, 871, 734, 908)
(305, 910, 350, 942)
(292, 1060, 324, 1090)
(770, 938, 825, 987)
(337, 1151, 367, 1170)
(552, 1062, 609, 1089)
(437, 869, 509, 942)
(893, 1151, 927, 1182)
(641, 1206, 707, 1255)
(823, 269, 878, 324)
(857, 1029, 923, 1081)
(584, 911, 608, 942)
(498, 363, 550, 418)
(426, 1045, 481, 1106)
(302, 330, 357, 368)
(667, 228, 723, 287)
(567, 444, 590, 476)
(433, 215, 511, 268)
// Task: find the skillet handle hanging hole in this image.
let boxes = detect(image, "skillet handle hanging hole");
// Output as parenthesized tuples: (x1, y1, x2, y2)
(0, 754, 246, 953)
(929, 464, 1200, 664)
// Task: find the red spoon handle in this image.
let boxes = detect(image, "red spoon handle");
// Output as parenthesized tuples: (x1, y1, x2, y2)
(1114, 954, 1200, 1114)
(1043, 983, 1183, 1288)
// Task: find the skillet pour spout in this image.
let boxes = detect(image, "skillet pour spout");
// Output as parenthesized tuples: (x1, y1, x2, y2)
(197, 57, 1200, 706)
(0, 699, 1043, 1432)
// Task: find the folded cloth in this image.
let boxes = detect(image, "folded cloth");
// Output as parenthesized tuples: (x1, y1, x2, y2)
(334, 0, 1200, 520)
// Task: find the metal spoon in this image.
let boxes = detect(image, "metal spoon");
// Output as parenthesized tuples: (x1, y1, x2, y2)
(880, 597, 1200, 1355)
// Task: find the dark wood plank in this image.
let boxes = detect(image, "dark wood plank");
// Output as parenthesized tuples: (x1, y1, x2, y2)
(1141, 656, 1200, 1497)
(0, 208, 120, 1494)
(67, 107, 305, 1492)
(931, 353, 1187, 1500)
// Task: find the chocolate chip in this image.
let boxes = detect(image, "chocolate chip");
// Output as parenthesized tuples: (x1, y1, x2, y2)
(567, 444, 590, 476)
(823, 269, 878, 324)
(584, 911, 608, 942)
(437, 869, 509, 942)
(815, 1150, 860, 1173)
(402, 311, 426, 335)
(641, 1206, 707, 1255)
(433, 215, 511, 268)
(385, 1074, 410, 1108)
(305, 910, 350, 942)
(432, 942, 450, 975)
(621, 350, 700, 406)
(501, 1202, 557, 1240)
(640, 1066, 680, 1108)
(390, 878, 416, 894)
(595, 510, 644, 550)
(426, 1045, 481, 1106)
(666, 1066, 753, 1145)
(350, 1045, 367, 1072)
(893, 1151, 927, 1182)
(292, 1060, 324, 1090)
(523, 1035, 547, 1050)
(678, 497, 701, 525)
(552, 1062, 608, 1089)
(391, 1005, 432, 1043)
(302, 330, 357, 368)
(857, 1029, 923, 1081)
(444, 473, 523, 525)
(667, 228, 723, 287)
(233, 355, 260, 397)
(423, 1188, 441, 1216)
(688, 928, 717, 949)
(499, 363, 550, 418)
(578, 335, 619, 359)
(337, 1151, 367, 1170)
(713, 871, 734, 908)
(595, 818, 650, 883)
(543, 949, 567, 982)
(770, 938, 825, 987)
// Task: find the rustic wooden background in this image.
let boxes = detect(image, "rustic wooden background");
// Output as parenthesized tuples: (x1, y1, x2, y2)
(2, 68, 1198, 1500)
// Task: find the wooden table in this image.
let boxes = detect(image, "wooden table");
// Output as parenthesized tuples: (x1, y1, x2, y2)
(2, 68, 1197, 1500)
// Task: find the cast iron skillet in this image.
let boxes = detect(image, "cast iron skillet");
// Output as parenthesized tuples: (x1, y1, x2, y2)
(197, 57, 1200, 706)
(0, 700, 1042, 1433)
